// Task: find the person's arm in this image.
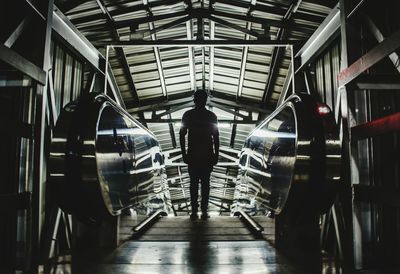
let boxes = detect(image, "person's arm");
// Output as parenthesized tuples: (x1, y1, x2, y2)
(179, 114, 188, 164)
(212, 115, 220, 165)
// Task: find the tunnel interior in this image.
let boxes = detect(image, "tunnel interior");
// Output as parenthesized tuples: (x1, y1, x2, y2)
(1, 0, 400, 273)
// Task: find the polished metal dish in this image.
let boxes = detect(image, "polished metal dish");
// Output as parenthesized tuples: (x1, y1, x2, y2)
(49, 93, 171, 223)
(233, 93, 341, 215)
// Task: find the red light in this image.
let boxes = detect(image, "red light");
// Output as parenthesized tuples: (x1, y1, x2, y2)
(317, 103, 331, 115)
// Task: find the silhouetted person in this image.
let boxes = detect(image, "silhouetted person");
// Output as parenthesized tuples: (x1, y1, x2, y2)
(179, 90, 219, 220)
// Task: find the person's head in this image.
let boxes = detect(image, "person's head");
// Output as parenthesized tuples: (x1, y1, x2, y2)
(193, 90, 208, 108)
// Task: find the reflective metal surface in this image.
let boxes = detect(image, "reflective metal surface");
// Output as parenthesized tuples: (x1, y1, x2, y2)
(49, 94, 171, 223)
(233, 94, 341, 215)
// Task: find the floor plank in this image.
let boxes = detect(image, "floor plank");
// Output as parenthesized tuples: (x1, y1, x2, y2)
(49, 216, 336, 274)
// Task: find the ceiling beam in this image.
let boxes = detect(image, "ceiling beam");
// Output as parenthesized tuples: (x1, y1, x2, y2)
(130, 15, 192, 40)
(186, 20, 196, 91)
(214, 0, 323, 22)
(295, 3, 340, 74)
(237, 0, 256, 99)
(144, 118, 257, 124)
(209, 102, 251, 120)
(210, 94, 271, 114)
(70, 0, 182, 24)
(128, 96, 193, 113)
(207, 14, 262, 39)
(105, 39, 303, 47)
(209, 26, 215, 92)
(113, 10, 189, 29)
(143, 0, 167, 98)
(152, 101, 193, 119)
(209, 10, 314, 34)
(94, 0, 139, 107)
(262, 0, 301, 106)
(128, 90, 272, 114)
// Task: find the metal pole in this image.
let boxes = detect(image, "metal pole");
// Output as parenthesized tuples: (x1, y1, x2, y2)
(291, 45, 295, 94)
(104, 45, 109, 94)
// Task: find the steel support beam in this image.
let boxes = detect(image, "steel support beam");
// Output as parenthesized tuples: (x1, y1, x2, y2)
(338, 28, 400, 87)
(214, 0, 322, 23)
(70, 0, 182, 24)
(295, 3, 340, 73)
(262, 0, 300, 106)
(144, 118, 256, 124)
(32, 0, 54, 271)
(152, 101, 193, 119)
(186, 18, 196, 91)
(210, 95, 270, 114)
(207, 14, 262, 39)
(94, 0, 135, 108)
(237, 1, 255, 98)
(210, 9, 313, 34)
(106, 39, 303, 47)
(363, 14, 400, 74)
(209, 102, 251, 120)
(209, 22, 215, 91)
(52, 9, 104, 75)
(351, 112, 400, 141)
(0, 44, 46, 85)
(355, 75, 400, 90)
(338, 0, 364, 269)
(130, 15, 191, 40)
(128, 91, 271, 115)
(114, 10, 189, 29)
(127, 96, 193, 113)
(143, 0, 167, 98)
(277, 62, 292, 106)
(4, 16, 31, 48)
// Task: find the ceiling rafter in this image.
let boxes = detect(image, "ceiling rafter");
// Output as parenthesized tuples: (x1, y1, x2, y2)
(209, 0, 216, 93)
(262, 0, 301, 106)
(143, 0, 167, 98)
(185, 0, 196, 92)
(143, 118, 257, 125)
(209, 102, 251, 120)
(114, 10, 189, 29)
(70, 0, 183, 24)
(94, 0, 141, 109)
(130, 15, 192, 40)
(237, 0, 256, 99)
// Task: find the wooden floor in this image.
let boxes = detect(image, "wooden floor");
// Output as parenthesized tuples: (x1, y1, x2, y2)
(73, 216, 300, 274)
(48, 215, 341, 274)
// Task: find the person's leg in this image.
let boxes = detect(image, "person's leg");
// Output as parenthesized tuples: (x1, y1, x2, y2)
(200, 168, 212, 217)
(188, 165, 199, 217)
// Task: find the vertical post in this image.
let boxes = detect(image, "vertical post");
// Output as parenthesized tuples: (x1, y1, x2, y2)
(338, 0, 363, 269)
(104, 45, 110, 94)
(291, 45, 295, 94)
(32, 0, 54, 272)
